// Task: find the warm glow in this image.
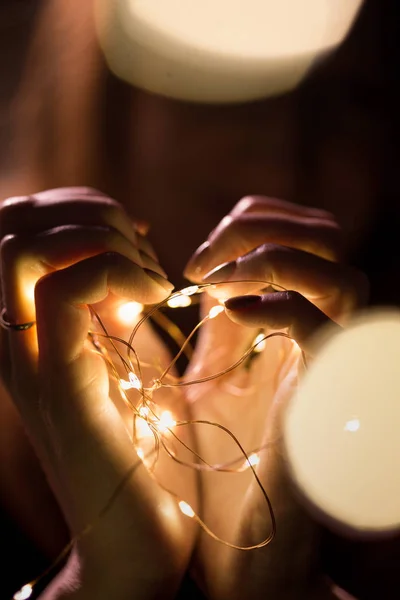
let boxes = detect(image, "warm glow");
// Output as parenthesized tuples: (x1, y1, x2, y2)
(96, 0, 363, 102)
(208, 305, 225, 320)
(14, 584, 33, 600)
(23, 280, 36, 304)
(117, 301, 143, 325)
(253, 332, 266, 353)
(180, 285, 199, 297)
(178, 500, 195, 518)
(240, 452, 260, 471)
(157, 410, 176, 433)
(344, 418, 360, 433)
(284, 311, 400, 533)
(135, 417, 153, 439)
(136, 447, 145, 460)
(139, 405, 150, 418)
(120, 371, 141, 390)
(167, 295, 192, 308)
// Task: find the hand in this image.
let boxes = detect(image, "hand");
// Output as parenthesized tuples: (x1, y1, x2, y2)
(184, 196, 368, 600)
(0, 188, 197, 599)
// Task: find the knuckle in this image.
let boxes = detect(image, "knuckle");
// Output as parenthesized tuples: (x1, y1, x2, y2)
(0, 233, 23, 258)
(0, 196, 33, 233)
(231, 195, 257, 215)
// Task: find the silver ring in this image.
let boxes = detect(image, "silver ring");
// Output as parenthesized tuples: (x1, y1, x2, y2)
(0, 308, 36, 331)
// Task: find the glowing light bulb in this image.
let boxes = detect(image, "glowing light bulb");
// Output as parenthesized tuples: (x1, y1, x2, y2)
(167, 295, 192, 308)
(120, 371, 141, 390)
(135, 417, 153, 439)
(252, 332, 266, 353)
(139, 406, 150, 418)
(208, 305, 225, 320)
(178, 500, 195, 518)
(248, 453, 260, 466)
(240, 453, 261, 471)
(117, 301, 143, 325)
(344, 418, 360, 433)
(14, 584, 33, 600)
(180, 285, 199, 297)
(157, 410, 176, 433)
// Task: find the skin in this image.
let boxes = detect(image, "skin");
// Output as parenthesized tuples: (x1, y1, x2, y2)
(0, 1, 397, 599)
(0, 188, 366, 600)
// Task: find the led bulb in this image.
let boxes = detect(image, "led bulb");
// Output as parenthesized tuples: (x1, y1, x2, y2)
(167, 295, 192, 308)
(14, 584, 33, 600)
(96, 0, 364, 103)
(179, 500, 195, 518)
(208, 305, 225, 320)
(157, 410, 176, 433)
(252, 332, 267, 353)
(120, 371, 141, 390)
(179, 286, 199, 297)
(240, 452, 261, 471)
(117, 301, 143, 325)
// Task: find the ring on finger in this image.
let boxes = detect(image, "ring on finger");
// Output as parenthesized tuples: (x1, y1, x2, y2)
(0, 308, 36, 332)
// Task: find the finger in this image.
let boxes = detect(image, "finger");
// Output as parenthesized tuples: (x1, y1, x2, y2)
(184, 214, 341, 280)
(0, 224, 167, 322)
(202, 244, 368, 321)
(1, 244, 172, 377)
(230, 195, 336, 222)
(30, 256, 175, 534)
(1, 189, 138, 245)
(224, 291, 341, 356)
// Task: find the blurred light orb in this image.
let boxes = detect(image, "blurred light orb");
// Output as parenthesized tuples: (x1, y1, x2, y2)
(284, 311, 400, 536)
(117, 301, 143, 324)
(95, 0, 363, 103)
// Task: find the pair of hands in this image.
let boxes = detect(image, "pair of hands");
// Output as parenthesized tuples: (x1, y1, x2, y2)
(0, 188, 367, 599)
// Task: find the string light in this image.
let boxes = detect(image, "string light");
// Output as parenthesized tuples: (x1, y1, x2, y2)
(117, 301, 143, 325)
(13, 584, 33, 600)
(178, 501, 195, 519)
(156, 410, 177, 433)
(167, 295, 192, 308)
(120, 371, 141, 390)
(208, 305, 225, 320)
(15, 279, 301, 598)
(252, 332, 267, 353)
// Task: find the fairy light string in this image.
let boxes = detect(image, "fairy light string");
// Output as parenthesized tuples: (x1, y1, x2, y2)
(13, 280, 304, 600)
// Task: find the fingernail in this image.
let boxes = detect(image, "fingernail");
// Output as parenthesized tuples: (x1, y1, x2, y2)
(224, 295, 262, 311)
(144, 269, 174, 292)
(184, 241, 211, 279)
(139, 250, 167, 278)
(137, 233, 158, 261)
(202, 261, 236, 283)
